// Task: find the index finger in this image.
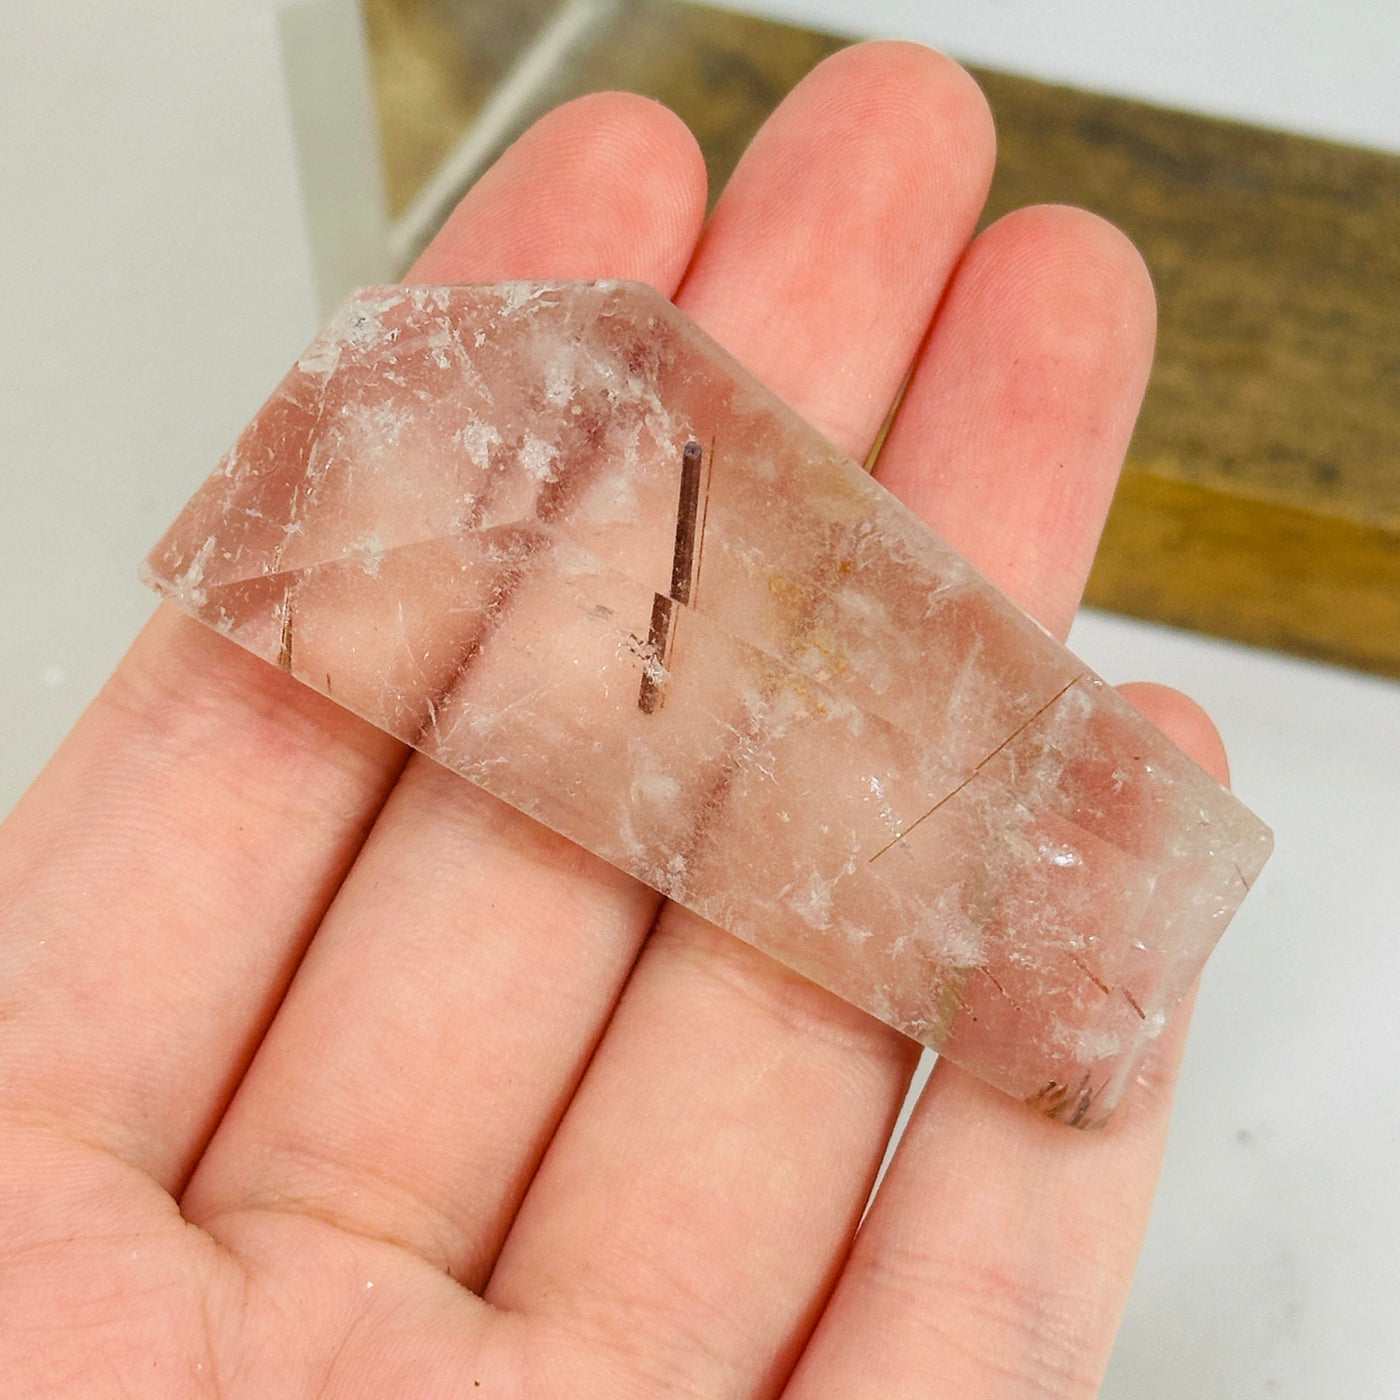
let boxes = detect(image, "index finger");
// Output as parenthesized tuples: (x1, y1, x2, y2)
(0, 93, 707, 1193)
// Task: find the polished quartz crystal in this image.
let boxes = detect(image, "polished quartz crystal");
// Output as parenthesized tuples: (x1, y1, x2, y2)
(142, 282, 1273, 1126)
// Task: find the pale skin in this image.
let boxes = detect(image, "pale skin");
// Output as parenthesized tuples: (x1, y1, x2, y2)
(0, 43, 1230, 1398)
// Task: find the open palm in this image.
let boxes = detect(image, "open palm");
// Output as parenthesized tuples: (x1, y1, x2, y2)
(1, 42, 1225, 1398)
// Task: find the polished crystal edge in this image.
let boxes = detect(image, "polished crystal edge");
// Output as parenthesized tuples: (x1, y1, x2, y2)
(141, 281, 1273, 1127)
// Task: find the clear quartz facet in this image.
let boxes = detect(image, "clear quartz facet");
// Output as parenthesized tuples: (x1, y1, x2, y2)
(142, 282, 1273, 1126)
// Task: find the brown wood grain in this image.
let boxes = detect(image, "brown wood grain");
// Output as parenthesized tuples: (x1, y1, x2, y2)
(365, 0, 567, 216)
(365, 0, 1400, 677)
(974, 70, 1400, 676)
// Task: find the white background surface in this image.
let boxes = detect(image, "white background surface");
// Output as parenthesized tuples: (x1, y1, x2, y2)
(741, 0, 1400, 154)
(2, 3, 1398, 1396)
(0, 3, 326, 806)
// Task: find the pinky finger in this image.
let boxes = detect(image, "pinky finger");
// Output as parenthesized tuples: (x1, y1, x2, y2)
(781, 686, 1227, 1400)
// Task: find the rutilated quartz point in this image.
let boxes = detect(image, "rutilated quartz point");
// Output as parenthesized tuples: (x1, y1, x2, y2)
(141, 282, 1273, 1127)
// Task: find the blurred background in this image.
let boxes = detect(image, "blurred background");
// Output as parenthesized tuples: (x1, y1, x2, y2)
(2, 2, 1397, 1393)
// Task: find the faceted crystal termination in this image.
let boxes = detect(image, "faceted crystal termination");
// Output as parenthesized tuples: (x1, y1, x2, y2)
(142, 282, 1273, 1127)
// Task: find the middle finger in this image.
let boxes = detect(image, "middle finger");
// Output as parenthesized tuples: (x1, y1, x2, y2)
(484, 40, 996, 1393)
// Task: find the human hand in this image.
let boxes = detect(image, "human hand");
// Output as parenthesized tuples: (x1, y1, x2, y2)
(0, 42, 1228, 1397)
